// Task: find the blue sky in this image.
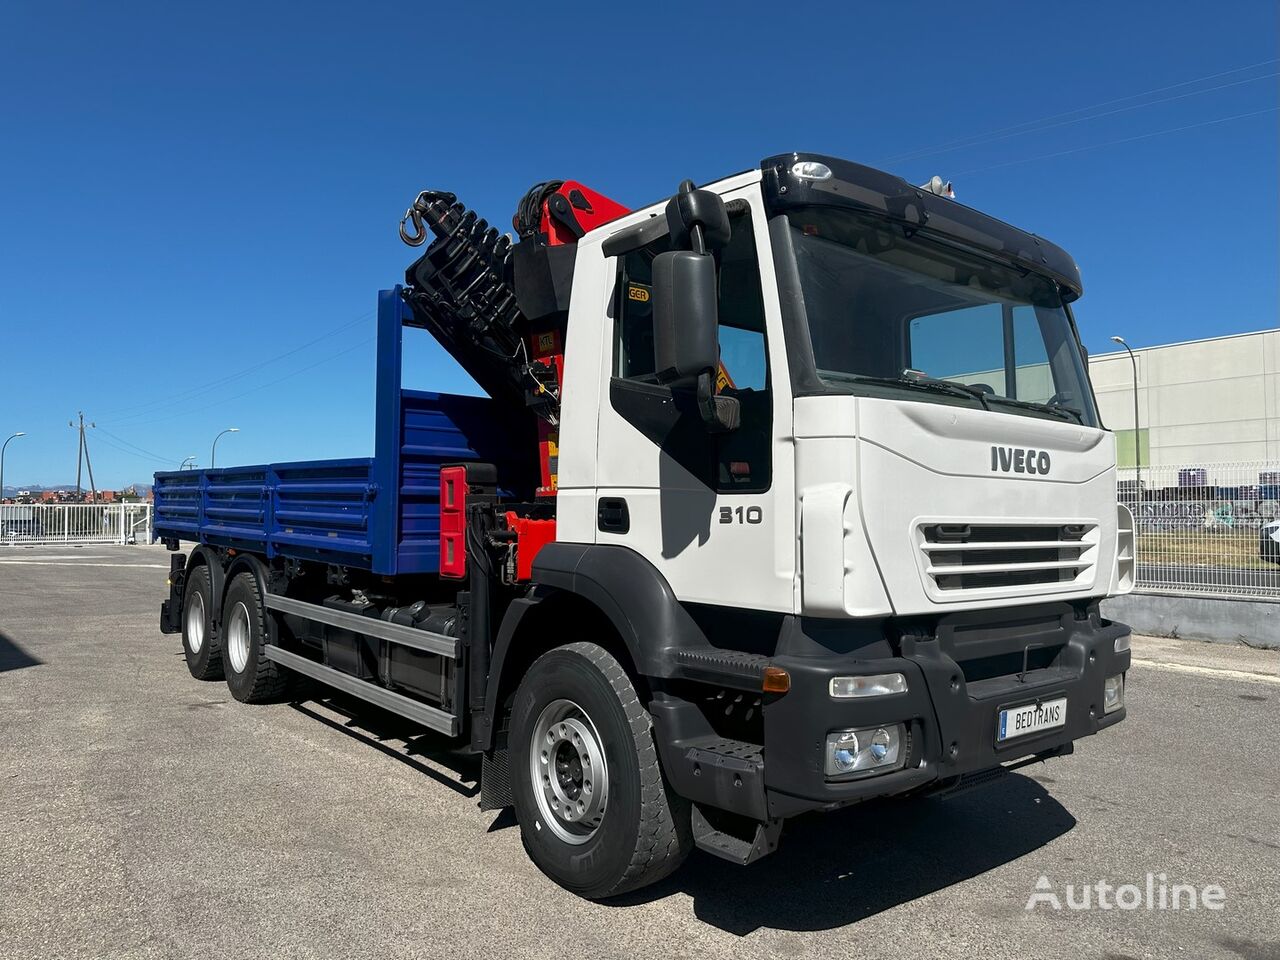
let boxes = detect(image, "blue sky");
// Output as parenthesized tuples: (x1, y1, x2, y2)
(1, 1, 1276, 488)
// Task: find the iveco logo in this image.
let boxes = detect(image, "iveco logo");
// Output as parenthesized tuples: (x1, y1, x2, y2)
(991, 446, 1052, 475)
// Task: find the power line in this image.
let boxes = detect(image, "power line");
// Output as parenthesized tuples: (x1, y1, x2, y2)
(879, 57, 1280, 166)
(953, 105, 1280, 176)
(90, 432, 177, 466)
(95, 426, 182, 465)
(116, 336, 376, 429)
(100, 309, 374, 423)
(887, 72, 1276, 166)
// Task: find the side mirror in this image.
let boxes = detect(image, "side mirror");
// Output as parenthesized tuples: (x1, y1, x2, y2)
(652, 250, 718, 386)
(650, 179, 739, 432)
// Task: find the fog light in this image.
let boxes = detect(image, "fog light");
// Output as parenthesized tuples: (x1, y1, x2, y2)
(830, 673, 907, 698)
(830, 730, 859, 773)
(825, 723, 906, 777)
(1104, 674, 1124, 714)
(1114, 634, 1131, 654)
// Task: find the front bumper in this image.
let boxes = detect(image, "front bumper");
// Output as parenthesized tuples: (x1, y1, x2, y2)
(759, 609, 1130, 818)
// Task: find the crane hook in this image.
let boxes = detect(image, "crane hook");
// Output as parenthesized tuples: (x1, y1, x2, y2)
(399, 205, 427, 246)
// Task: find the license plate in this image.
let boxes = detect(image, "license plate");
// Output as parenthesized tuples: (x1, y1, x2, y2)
(998, 697, 1067, 742)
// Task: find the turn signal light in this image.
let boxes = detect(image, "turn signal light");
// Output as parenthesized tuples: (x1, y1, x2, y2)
(762, 666, 791, 694)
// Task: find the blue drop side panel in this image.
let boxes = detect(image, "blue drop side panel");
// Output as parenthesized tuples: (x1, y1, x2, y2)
(154, 288, 529, 577)
(271, 458, 378, 564)
(153, 392, 508, 576)
(394, 390, 514, 575)
(155, 458, 378, 570)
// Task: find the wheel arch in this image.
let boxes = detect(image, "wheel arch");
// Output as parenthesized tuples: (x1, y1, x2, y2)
(476, 543, 706, 752)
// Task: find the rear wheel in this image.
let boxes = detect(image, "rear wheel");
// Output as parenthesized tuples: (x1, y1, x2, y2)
(220, 571, 290, 703)
(510, 642, 691, 899)
(181, 565, 222, 680)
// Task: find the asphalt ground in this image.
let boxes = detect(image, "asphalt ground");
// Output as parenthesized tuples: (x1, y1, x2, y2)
(1, 543, 1277, 960)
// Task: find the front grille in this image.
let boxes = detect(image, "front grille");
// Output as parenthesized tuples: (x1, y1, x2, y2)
(918, 521, 1098, 598)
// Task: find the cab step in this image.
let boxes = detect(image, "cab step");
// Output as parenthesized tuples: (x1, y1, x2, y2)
(671, 647, 771, 690)
(691, 804, 783, 866)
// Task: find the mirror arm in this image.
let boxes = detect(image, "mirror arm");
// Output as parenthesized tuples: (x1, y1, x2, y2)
(696, 371, 740, 434)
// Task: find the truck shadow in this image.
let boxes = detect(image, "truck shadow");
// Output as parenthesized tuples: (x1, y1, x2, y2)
(0, 629, 42, 673)
(616, 774, 1075, 935)
(288, 692, 480, 799)
(280, 690, 1073, 935)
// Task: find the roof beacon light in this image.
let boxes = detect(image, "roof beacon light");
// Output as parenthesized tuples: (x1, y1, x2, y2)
(792, 160, 833, 181)
(920, 175, 955, 199)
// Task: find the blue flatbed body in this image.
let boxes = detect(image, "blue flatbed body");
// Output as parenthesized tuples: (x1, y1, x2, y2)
(153, 289, 529, 576)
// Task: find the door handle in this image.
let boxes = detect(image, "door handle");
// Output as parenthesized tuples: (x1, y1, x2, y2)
(597, 497, 630, 534)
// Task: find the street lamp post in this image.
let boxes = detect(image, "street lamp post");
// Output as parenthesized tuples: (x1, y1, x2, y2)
(211, 428, 240, 468)
(180, 456, 197, 471)
(1, 432, 27, 502)
(1110, 336, 1142, 497)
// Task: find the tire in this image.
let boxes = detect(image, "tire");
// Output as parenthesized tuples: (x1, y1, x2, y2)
(220, 571, 290, 703)
(181, 565, 223, 681)
(509, 642, 692, 899)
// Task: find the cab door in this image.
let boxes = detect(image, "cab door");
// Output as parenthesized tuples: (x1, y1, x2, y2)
(592, 179, 795, 613)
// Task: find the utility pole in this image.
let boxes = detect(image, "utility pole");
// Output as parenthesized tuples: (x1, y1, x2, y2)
(69, 413, 99, 503)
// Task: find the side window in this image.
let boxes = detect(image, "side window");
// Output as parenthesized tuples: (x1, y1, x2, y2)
(614, 235, 671, 381)
(611, 207, 772, 492)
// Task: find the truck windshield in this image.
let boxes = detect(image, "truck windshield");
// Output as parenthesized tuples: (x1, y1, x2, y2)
(786, 207, 1099, 428)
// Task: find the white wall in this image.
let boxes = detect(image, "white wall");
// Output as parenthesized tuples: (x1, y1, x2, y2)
(1089, 329, 1280, 465)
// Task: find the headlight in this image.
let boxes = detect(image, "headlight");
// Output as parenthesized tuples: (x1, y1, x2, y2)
(1104, 674, 1125, 714)
(825, 723, 906, 777)
(829, 673, 908, 698)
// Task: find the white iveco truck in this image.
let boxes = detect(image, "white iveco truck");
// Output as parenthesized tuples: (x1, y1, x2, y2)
(156, 153, 1134, 899)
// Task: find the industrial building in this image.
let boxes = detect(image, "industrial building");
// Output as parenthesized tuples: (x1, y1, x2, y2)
(1088, 328, 1280, 469)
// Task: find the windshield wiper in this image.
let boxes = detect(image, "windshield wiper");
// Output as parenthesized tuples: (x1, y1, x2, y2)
(830, 372, 990, 410)
(825, 371, 1086, 423)
(982, 394, 1083, 423)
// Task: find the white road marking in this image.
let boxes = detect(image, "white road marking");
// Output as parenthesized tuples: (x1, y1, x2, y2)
(0, 560, 168, 568)
(0, 554, 113, 560)
(1130, 656, 1280, 686)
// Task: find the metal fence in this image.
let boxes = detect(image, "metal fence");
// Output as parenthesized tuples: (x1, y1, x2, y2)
(0, 502, 153, 546)
(1118, 461, 1280, 600)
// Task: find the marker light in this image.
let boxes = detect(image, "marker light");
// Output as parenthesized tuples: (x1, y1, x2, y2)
(1114, 634, 1131, 654)
(1104, 674, 1125, 714)
(825, 724, 906, 777)
(762, 666, 791, 694)
(791, 161, 833, 181)
(829, 673, 908, 699)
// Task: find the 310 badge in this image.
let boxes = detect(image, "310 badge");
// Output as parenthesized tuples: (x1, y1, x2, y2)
(719, 505, 763, 524)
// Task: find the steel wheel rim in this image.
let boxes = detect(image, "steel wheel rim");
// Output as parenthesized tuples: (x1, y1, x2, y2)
(227, 601, 251, 673)
(186, 591, 206, 653)
(529, 698, 609, 845)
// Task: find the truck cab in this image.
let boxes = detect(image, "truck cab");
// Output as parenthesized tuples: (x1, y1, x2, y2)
(156, 153, 1133, 899)
(536, 151, 1133, 824)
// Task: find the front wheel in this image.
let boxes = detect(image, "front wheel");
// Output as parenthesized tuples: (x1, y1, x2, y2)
(509, 643, 691, 899)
